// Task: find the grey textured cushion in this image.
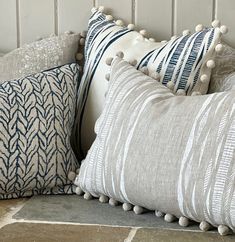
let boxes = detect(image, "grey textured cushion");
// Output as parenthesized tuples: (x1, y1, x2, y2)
(0, 33, 79, 83)
(77, 57, 235, 232)
(209, 43, 235, 93)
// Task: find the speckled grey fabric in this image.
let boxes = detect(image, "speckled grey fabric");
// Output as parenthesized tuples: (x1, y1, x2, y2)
(0, 33, 79, 83)
(209, 43, 235, 93)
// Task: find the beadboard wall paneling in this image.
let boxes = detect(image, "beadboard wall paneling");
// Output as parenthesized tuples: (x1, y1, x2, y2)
(0, 0, 234, 53)
(135, 0, 172, 41)
(216, 0, 235, 47)
(175, 0, 214, 35)
(58, 0, 93, 34)
(0, 0, 17, 52)
(96, 0, 133, 23)
(19, 0, 55, 45)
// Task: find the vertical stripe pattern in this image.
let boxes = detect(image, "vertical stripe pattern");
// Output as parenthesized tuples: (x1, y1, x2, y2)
(78, 58, 235, 231)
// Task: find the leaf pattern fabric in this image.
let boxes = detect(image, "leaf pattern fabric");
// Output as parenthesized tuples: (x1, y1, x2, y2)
(0, 64, 80, 199)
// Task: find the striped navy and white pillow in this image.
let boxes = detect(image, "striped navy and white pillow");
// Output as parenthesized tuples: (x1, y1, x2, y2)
(0, 64, 80, 199)
(76, 9, 223, 157)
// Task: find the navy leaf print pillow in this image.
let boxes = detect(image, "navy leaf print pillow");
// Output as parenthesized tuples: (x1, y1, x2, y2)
(0, 63, 80, 199)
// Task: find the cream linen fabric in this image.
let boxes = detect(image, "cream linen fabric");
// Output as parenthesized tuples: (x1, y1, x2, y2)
(78, 57, 235, 230)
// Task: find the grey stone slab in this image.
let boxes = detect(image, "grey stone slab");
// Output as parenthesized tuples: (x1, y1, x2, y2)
(13, 195, 203, 232)
(133, 228, 235, 242)
(0, 223, 130, 242)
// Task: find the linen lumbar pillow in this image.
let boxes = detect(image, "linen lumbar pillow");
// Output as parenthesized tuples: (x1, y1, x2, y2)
(75, 57, 235, 236)
(209, 42, 235, 93)
(0, 64, 80, 199)
(0, 33, 80, 83)
(76, 6, 228, 156)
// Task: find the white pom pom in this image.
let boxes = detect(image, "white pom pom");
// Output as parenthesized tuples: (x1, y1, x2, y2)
(106, 15, 113, 21)
(161, 40, 168, 44)
(91, 7, 98, 13)
(64, 31, 73, 35)
(81, 31, 87, 38)
(80, 38, 85, 45)
(220, 25, 228, 34)
(98, 6, 105, 13)
(68, 171, 76, 181)
(105, 57, 114, 66)
(76, 53, 84, 61)
(133, 205, 144, 215)
(191, 91, 201, 96)
(206, 60, 216, 69)
(116, 20, 124, 26)
(164, 214, 177, 223)
(150, 72, 161, 81)
(127, 24, 135, 30)
(129, 59, 138, 66)
(76, 168, 80, 175)
(140, 66, 149, 75)
(179, 217, 189, 227)
(155, 210, 165, 217)
(218, 225, 230, 236)
(176, 89, 186, 96)
(199, 221, 212, 232)
(99, 195, 109, 203)
(74, 176, 79, 186)
(195, 24, 204, 32)
(212, 19, 221, 28)
(139, 29, 147, 37)
(105, 73, 110, 81)
(149, 38, 156, 42)
(84, 192, 93, 200)
(36, 37, 43, 41)
(75, 186, 84, 196)
(123, 203, 133, 211)
(200, 74, 209, 83)
(116, 51, 124, 58)
(167, 81, 175, 91)
(215, 43, 224, 53)
(109, 198, 119, 206)
(171, 35, 177, 40)
(182, 30, 190, 36)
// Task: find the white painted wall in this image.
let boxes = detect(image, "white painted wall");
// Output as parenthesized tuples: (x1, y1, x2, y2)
(0, 0, 234, 53)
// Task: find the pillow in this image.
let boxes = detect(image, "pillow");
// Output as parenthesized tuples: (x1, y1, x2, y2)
(0, 64, 80, 199)
(209, 43, 235, 93)
(0, 33, 80, 83)
(76, 57, 235, 236)
(76, 7, 227, 156)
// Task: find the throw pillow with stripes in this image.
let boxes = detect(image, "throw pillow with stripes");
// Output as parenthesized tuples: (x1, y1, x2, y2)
(76, 57, 235, 236)
(76, 7, 227, 157)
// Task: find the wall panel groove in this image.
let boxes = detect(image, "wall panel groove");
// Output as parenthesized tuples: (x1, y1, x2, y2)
(54, 0, 58, 35)
(172, 0, 176, 36)
(212, 0, 216, 20)
(16, 0, 20, 47)
(132, 0, 136, 24)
